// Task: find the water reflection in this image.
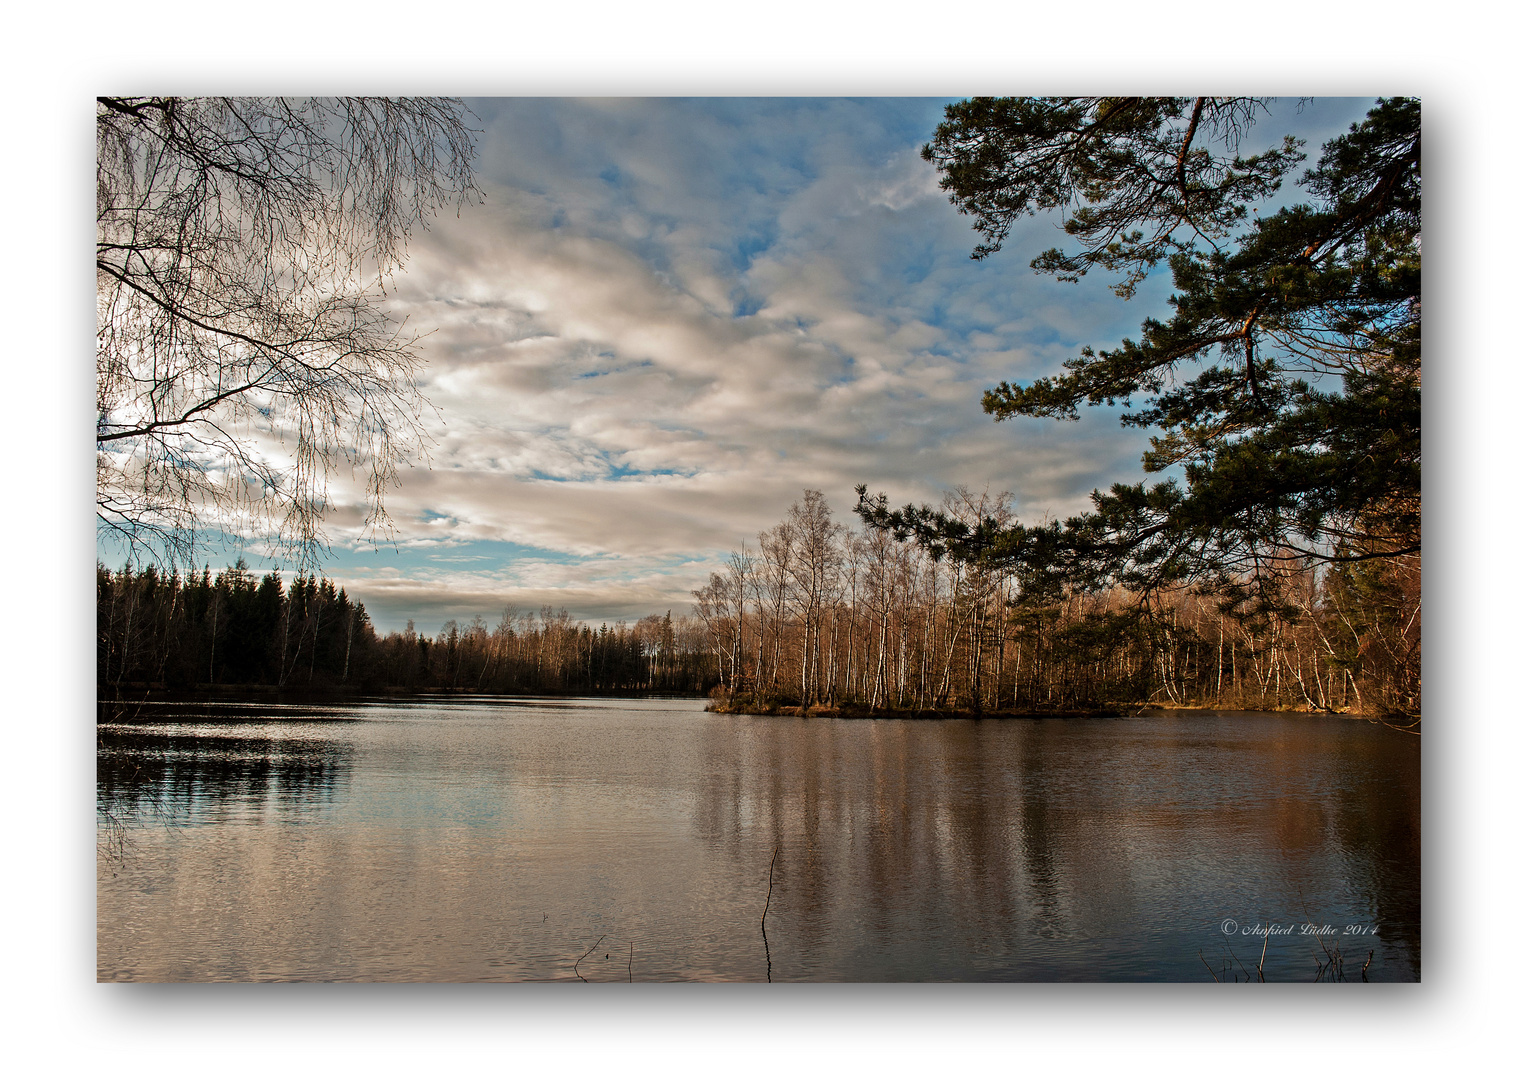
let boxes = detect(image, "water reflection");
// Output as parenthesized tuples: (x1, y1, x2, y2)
(98, 724, 355, 822)
(689, 714, 1419, 981)
(98, 702, 1419, 982)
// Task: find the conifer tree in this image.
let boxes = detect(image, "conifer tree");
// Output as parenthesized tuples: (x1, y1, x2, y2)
(866, 97, 1419, 615)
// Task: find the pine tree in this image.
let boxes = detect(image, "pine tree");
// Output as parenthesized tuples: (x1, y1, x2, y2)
(871, 97, 1418, 615)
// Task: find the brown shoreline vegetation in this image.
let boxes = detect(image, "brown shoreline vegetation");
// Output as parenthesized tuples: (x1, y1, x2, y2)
(690, 490, 1419, 724)
(99, 485, 1418, 722)
(99, 489, 1418, 722)
(702, 696, 1388, 722)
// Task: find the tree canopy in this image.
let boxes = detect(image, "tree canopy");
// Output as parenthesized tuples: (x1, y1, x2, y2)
(861, 97, 1420, 617)
(96, 97, 480, 569)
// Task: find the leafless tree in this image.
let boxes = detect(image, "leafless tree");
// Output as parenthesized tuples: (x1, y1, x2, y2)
(96, 97, 480, 569)
(726, 544, 756, 694)
(758, 521, 797, 696)
(692, 570, 738, 690)
(787, 490, 842, 707)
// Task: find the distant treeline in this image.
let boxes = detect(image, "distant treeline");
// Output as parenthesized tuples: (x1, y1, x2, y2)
(98, 561, 713, 698)
(99, 486, 1419, 717)
(692, 491, 1420, 718)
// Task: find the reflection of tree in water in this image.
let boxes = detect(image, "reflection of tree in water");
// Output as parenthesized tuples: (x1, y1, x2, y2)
(883, 721, 1022, 951)
(692, 714, 1418, 980)
(1322, 728, 1421, 975)
(1197, 719, 1420, 977)
(97, 727, 354, 823)
(694, 718, 1036, 974)
(1013, 727, 1064, 938)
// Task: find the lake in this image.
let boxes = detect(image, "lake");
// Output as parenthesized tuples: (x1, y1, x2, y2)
(97, 696, 1420, 982)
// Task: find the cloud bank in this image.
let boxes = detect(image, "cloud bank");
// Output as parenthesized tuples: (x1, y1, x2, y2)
(105, 97, 1374, 634)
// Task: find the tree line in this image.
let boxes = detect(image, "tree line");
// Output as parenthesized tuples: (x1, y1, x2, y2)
(692, 489, 1419, 717)
(98, 561, 714, 699)
(97, 479, 1417, 718)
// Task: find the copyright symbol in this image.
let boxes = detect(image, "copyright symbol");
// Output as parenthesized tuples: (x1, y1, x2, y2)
(1221, 919, 1238, 935)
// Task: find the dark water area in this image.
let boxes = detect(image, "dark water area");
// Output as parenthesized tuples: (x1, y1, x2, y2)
(97, 697, 1419, 982)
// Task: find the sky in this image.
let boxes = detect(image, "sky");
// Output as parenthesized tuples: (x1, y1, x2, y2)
(101, 96, 1377, 634)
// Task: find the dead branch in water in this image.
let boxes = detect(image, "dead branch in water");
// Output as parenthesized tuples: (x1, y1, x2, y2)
(575, 934, 605, 982)
(761, 844, 778, 982)
(1199, 949, 1221, 982)
(762, 845, 778, 929)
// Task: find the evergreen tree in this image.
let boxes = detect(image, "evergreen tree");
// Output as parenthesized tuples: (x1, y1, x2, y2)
(872, 97, 1420, 615)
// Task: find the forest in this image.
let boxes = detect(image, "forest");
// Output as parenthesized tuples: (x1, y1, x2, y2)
(98, 482, 1418, 717)
(97, 560, 714, 701)
(695, 489, 1419, 718)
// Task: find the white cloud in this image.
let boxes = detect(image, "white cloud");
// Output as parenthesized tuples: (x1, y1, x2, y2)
(111, 99, 1179, 632)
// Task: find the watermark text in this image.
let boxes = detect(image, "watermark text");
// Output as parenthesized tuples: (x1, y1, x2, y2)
(1219, 919, 1379, 937)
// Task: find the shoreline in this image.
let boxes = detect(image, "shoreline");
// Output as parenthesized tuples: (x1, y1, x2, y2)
(93, 684, 1405, 724)
(95, 685, 707, 720)
(704, 699, 1395, 721)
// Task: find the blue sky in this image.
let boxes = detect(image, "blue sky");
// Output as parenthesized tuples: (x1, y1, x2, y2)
(100, 97, 1377, 634)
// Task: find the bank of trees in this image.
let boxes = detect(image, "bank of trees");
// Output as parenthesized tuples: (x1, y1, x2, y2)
(97, 479, 1418, 714)
(99, 560, 371, 691)
(692, 490, 1418, 717)
(98, 562, 712, 697)
(364, 608, 712, 694)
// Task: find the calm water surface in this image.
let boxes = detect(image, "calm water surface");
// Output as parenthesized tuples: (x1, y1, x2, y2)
(97, 697, 1420, 982)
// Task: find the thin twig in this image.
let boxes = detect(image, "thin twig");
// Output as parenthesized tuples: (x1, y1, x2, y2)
(1223, 939, 1253, 982)
(1199, 949, 1221, 982)
(761, 844, 778, 983)
(1367, 717, 1421, 735)
(574, 934, 605, 982)
(628, 942, 633, 983)
(761, 845, 779, 931)
(1257, 931, 1269, 982)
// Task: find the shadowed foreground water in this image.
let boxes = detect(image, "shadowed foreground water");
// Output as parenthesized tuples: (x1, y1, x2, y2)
(97, 697, 1419, 982)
